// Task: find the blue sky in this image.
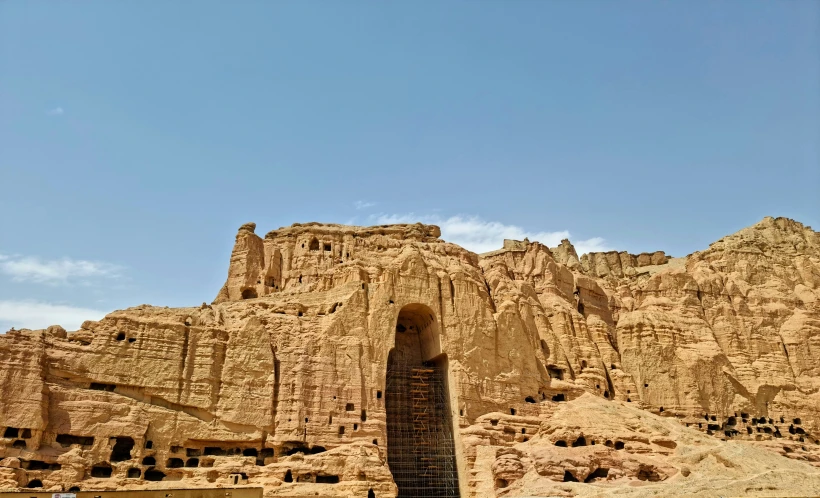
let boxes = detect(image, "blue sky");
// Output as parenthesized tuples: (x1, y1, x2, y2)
(1, 1, 818, 330)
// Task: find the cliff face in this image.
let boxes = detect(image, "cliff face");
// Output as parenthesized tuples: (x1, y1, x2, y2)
(1, 217, 819, 497)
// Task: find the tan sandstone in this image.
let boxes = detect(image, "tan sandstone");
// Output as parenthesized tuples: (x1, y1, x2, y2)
(1, 216, 819, 497)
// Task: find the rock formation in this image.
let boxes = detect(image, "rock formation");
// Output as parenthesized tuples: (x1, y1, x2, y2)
(1, 216, 819, 497)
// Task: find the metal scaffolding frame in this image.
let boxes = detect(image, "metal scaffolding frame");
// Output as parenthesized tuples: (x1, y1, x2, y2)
(386, 350, 460, 497)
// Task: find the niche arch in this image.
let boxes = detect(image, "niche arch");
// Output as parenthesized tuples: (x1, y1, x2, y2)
(386, 303, 460, 497)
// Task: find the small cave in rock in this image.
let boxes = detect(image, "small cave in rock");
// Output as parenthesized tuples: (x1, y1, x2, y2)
(727, 416, 736, 425)
(495, 478, 508, 488)
(552, 393, 566, 402)
(284, 469, 293, 482)
(585, 468, 609, 483)
(116, 332, 126, 341)
(3, 427, 19, 438)
(127, 468, 141, 478)
(346, 403, 355, 411)
(25, 479, 43, 488)
(90, 463, 113, 478)
(145, 440, 153, 449)
(510, 408, 517, 415)
(186, 448, 201, 457)
(167, 458, 184, 468)
(316, 474, 340, 484)
(12, 439, 26, 448)
(144, 469, 165, 481)
(203, 447, 226, 456)
(525, 396, 536, 403)
(571, 436, 587, 447)
(23, 460, 50, 470)
(615, 441, 625, 450)
(368, 489, 376, 498)
(110, 436, 135, 462)
(68, 487, 80, 492)
(242, 448, 258, 457)
(794, 418, 802, 425)
(90, 383, 116, 392)
(185, 458, 199, 467)
(323, 243, 332, 251)
(554, 440, 567, 447)
(283, 444, 326, 456)
(241, 288, 258, 300)
(577, 302, 585, 315)
(547, 365, 564, 380)
(563, 470, 579, 482)
(142, 456, 156, 465)
(637, 465, 662, 482)
(309, 238, 320, 251)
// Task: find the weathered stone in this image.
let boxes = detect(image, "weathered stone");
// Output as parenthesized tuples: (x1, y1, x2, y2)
(1, 217, 819, 496)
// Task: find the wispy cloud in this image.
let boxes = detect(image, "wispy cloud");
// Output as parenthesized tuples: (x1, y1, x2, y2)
(354, 200, 376, 210)
(47, 107, 64, 116)
(573, 237, 611, 256)
(0, 253, 123, 285)
(372, 213, 613, 255)
(0, 300, 108, 332)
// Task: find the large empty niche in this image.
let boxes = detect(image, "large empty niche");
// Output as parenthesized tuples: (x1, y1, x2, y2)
(386, 303, 459, 497)
(110, 436, 135, 462)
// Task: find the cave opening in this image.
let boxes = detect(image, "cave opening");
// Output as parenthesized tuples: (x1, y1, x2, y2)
(386, 303, 460, 497)
(110, 436, 134, 462)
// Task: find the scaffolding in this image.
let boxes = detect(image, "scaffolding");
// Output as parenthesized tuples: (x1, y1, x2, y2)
(386, 351, 460, 497)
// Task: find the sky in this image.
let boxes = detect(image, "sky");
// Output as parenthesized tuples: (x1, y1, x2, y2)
(1, 1, 818, 331)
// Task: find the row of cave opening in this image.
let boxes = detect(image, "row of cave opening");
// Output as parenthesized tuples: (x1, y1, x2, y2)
(686, 412, 811, 440)
(2, 427, 33, 450)
(554, 436, 626, 450)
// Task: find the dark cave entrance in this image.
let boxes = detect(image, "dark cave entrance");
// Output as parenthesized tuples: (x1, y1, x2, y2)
(386, 304, 460, 497)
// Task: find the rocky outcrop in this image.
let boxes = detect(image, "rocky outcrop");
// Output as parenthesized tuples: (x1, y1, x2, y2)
(1, 216, 819, 496)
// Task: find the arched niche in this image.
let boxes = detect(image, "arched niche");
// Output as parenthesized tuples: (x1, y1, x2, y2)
(386, 303, 459, 497)
(393, 303, 442, 363)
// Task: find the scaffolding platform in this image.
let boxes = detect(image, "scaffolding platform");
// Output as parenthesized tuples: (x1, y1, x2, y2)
(386, 352, 459, 497)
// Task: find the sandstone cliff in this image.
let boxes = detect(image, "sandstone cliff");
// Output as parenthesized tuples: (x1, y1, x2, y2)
(0, 216, 818, 497)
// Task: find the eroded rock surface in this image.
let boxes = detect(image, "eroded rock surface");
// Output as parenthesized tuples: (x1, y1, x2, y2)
(1, 216, 819, 497)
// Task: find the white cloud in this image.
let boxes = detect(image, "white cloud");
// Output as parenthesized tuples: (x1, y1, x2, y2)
(372, 213, 613, 255)
(0, 300, 109, 332)
(354, 200, 376, 210)
(573, 237, 611, 256)
(47, 107, 64, 116)
(0, 253, 123, 284)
